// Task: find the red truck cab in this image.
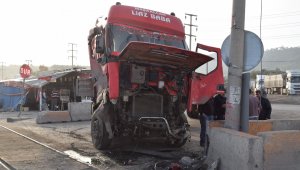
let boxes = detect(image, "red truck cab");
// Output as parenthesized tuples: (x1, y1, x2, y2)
(88, 3, 224, 149)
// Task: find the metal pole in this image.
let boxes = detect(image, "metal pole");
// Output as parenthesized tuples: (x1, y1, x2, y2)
(72, 45, 74, 68)
(241, 72, 250, 132)
(224, 0, 246, 130)
(260, 0, 263, 92)
(18, 78, 25, 117)
(68, 43, 77, 69)
(0, 62, 4, 80)
(39, 89, 42, 111)
(189, 16, 192, 49)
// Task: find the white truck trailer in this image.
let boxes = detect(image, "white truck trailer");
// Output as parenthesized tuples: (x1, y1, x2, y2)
(264, 70, 300, 95)
(255, 74, 265, 91)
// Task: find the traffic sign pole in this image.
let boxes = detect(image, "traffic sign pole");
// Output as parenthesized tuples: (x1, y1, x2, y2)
(18, 64, 31, 117)
(18, 78, 25, 117)
(224, 0, 246, 130)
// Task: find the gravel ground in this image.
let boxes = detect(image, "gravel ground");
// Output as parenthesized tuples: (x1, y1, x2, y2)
(0, 94, 298, 169)
(0, 111, 205, 170)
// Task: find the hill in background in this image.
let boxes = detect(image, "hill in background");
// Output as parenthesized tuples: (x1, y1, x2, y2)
(254, 46, 300, 71)
(2, 46, 299, 80)
(1, 65, 90, 80)
(222, 46, 300, 77)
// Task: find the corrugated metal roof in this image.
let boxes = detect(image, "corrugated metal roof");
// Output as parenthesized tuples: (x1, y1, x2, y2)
(25, 79, 49, 88)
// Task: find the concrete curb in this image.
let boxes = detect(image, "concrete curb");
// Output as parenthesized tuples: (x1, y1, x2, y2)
(207, 119, 300, 170)
(36, 111, 71, 124)
(68, 102, 92, 121)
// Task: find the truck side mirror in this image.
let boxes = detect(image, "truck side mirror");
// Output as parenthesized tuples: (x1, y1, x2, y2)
(96, 35, 105, 53)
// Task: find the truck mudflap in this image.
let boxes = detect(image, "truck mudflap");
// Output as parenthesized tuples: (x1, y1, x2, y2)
(136, 117, 191, 140)
(118, 41, 213, 73)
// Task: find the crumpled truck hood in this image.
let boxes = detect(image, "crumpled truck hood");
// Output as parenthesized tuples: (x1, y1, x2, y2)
(118, 42, 213, 73)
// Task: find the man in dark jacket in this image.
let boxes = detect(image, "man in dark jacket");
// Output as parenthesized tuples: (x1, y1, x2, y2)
(50, 88, 60, 111)
(199, 97, 214, 147)
(256, 90, 272, 120)
(213, 90, 226, 120)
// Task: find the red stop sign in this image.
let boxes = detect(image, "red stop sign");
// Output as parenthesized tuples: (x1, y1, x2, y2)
(20, 64, 31, 78)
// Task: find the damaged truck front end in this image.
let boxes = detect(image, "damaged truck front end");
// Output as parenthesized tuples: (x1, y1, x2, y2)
(88, 4, 216, 150)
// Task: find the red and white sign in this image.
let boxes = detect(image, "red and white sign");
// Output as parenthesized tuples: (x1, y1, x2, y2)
(20, 64, 31, 78)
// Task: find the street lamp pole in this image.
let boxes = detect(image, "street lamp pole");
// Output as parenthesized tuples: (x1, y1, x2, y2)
(260, 0, 263, 92)
(0, 61, 4, 80)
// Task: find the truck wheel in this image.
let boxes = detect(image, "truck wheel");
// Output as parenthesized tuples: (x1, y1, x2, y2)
(91, 105, 112, 149)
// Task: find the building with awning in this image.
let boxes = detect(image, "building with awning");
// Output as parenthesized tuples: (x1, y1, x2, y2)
(0, 80, 30, 111)
(0, 68, 92, 112)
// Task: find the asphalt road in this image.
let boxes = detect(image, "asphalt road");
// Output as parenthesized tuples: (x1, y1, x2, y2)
(266, 94, 300, 119)
(271, 104, 300, 119)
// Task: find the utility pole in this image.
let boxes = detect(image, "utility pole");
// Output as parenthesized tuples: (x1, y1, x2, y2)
(184, 13, 198, 50)
(260, 0, 263, 92)
(0, 61, 4, 80)
(68, 43, 77, 69)
(25, 60, 32, 65)
(224, 0, 246, 130)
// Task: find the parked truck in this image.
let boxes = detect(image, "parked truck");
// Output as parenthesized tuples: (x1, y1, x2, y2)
(87, 3, 224, 149)
(264, 70, 300, 95)
(255, 74, 265, 92)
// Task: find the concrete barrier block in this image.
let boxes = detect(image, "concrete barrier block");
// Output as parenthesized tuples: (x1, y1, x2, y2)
(209, 120, 273, 135)
(68, 102, 92, 121)
(272, 119, 300, 131)
(208, 127, 263, 170)
(258, 130, 300, 170)
(36, 111, 71, 124)
(249, 120, 273, 135)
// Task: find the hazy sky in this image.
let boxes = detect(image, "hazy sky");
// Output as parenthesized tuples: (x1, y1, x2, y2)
(0, 0, 299, 66)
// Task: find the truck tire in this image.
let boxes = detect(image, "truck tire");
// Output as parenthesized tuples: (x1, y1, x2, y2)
(91, 104, 112, 149)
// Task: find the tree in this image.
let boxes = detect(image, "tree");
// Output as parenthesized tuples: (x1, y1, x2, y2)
(39, 65, 49, 72)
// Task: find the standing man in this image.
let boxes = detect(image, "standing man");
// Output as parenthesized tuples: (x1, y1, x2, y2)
(213, 90, 226, 120)
(199, 97, 214, 147)
(256, 90, 272, 120)
(42, 90, 48, 110)
(50, 88, 60, 111)
(249, 89, 260, 120)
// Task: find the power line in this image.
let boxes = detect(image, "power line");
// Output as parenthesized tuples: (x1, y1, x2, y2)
(263, 34, 300, 39)
(247, 10, 300, 19)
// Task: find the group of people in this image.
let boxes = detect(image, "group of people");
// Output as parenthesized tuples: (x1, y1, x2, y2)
(42, 88, 61, 111)
(249, 89, 272, 120)
(199, 88, 272, 147)
(199, 90, 227, 147)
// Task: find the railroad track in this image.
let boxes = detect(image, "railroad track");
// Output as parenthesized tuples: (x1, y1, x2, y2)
(0, 124, 97, 170)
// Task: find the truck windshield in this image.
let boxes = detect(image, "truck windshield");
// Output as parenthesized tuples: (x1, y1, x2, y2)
(291, 76, 300, 83)
(106, 24, 187, 52)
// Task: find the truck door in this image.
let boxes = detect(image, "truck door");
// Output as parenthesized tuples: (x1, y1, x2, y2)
(187, 43, 224, 113)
